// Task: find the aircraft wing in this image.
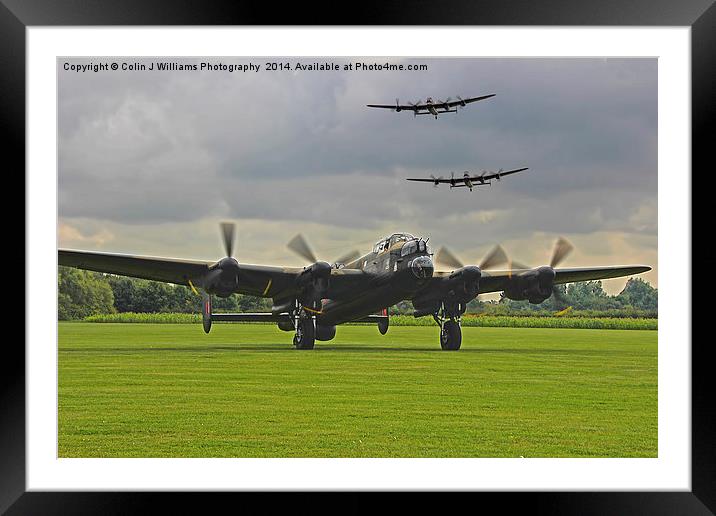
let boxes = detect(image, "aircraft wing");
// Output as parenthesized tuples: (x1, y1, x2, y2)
(477, 265, 652, 294)
(445, 94, 496, 107)
(406, 177, 450, 183)
(467, 167, 528, 182)
(405, 177, 466, 184)
(58, 249, 374, 299)
(59, 249, 213, 286)
(366, 103, 420, 111)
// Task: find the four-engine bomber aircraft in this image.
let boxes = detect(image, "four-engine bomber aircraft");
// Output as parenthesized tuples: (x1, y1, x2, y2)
(407, 167, 528, 192)
(59, 223, 650, 351)
(367, 94, 496, 119)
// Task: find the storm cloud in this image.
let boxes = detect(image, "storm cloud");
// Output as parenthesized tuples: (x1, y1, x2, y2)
(58, 57, 657, 292)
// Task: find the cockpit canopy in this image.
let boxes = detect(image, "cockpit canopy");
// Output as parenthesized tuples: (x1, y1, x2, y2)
(373, 233, 431, 257)
(389, 233, 414, 246)
(374, 233, 410, 253)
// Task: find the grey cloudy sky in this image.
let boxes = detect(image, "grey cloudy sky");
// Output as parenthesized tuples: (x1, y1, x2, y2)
(58, 57, 657, 293)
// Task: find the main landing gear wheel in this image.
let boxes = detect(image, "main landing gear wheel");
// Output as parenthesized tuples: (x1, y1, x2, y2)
(293, 318, 315, 350)
(440, 320, 462, 351)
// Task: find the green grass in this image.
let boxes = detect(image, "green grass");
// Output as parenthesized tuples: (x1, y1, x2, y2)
(83, 312, 657, 330)
(58, 322, 657, 458)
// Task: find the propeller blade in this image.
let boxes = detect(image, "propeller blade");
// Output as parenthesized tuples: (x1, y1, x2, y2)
(287, 233, 317, 263)
(334, 249, 361, 265)
(479, 244, 508, 270)
(510, 260, 530, 270)
(550, 237, 574, 268)
(435, 246, 464, 269)
(507, 258, 530, 278)
(220, 222, 235, 257)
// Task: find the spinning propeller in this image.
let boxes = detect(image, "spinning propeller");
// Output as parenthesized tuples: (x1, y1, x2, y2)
(430, 174, 444, 187)
(287, 233, 361, 267)
(507, 237, 574, 308)
(408, 99, 422, 117)
(286, 234, 360, 308)
(433, 244, 509, 302)
(434, 244, 509, 271)
(220, 221, 235, 258)
(191, 222, 241, 299)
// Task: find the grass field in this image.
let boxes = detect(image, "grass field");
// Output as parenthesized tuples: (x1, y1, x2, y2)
(58, 322, 657, 458)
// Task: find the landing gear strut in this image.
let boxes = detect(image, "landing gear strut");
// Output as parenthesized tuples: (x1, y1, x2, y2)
(292, 299, 316, 350)
(433, 303, 463, 351)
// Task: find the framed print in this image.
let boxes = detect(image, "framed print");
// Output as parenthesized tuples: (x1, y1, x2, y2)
(7, 0, 714, 513)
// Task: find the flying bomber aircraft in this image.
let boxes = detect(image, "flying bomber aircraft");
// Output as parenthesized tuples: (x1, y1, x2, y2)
(407, 167, 529, 192)
(59, 223, 651, 351)
(366, 94, 496, 119)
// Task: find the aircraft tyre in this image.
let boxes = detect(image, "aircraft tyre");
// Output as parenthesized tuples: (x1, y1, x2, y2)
(293, 318, 315, 350)
(440, 320, 462, 350)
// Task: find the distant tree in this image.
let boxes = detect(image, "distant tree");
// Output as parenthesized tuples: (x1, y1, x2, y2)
(135, 281, 173, 312)
(106, 276, 137, 313)
(566, 280, 622, 310)
(235, 294, 271, 312)
(58, 266, 115, 320)
(617, 278, 658, 311)
(213, 294, 241, 312)
(168, 285, 197, 313)
(105, 274, 274, 313)
(391, 300, 414, 315)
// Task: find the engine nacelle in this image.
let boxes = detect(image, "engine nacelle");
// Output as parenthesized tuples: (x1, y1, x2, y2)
(316, 324, 336, 341)
(411, 265, 481, 317)
(447, 265, 481, 301)
(204, 257, 240, 297)
(503, 266, 555, 304)
(296, 261, 332, 304)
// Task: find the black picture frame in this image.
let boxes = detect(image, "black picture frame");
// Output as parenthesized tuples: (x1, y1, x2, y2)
(6, 0, 713, 513)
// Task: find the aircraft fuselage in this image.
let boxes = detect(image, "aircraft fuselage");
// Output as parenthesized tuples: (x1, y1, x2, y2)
(317, 234, 433, 325)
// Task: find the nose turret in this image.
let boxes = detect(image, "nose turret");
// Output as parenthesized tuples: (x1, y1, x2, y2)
(409, 255, 434, 280)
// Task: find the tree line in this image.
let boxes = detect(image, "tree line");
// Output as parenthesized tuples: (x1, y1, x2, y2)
(58, 266, 657, 320)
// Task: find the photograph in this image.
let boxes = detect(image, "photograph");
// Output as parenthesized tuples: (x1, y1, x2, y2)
(56, 56, 659, 459)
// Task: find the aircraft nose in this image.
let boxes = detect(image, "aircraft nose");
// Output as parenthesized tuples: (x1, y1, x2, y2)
(409, 255, 434, 280)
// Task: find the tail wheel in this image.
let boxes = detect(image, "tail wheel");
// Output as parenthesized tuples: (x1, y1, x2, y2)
(440, 320, 462, 351)
(293, 318, 316, 350)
